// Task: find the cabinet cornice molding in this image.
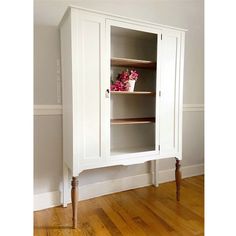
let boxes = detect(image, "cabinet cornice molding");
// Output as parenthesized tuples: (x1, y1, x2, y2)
(59, 6, 187, 32)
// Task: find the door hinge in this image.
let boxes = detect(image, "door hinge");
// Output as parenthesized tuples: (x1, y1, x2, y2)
(159, 91, 161, 97)
(161, 34, 162, 40)
(158, 145, 160, 151)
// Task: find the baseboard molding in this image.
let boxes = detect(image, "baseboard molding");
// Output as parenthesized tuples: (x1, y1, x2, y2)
(34, 163, 204, 211)
(34, 191, 60, 211)
(34, 104, 204, 116)
(158, 163, 204, 184)
(79, 173, 152, 201)
(34, 173, 152, 211)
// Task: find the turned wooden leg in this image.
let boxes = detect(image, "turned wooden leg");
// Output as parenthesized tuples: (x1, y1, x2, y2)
(175, 158, 181, 201)
(71, 176, 79, 229)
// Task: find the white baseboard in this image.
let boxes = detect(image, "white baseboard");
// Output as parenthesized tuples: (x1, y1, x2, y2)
(158, 163, 204, 184)
(34, 191, 60, 211)
(79, 173, 152, 201)
(34, 173, 152, 211)
(34, 163, 204, 211)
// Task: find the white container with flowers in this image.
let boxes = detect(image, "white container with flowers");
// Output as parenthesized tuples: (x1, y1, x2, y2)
(127, 70, 138, 92)
(127, 79, 136, 92)
(111, 69, 139, 92)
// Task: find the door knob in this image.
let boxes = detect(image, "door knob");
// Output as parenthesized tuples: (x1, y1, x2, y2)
(105, 89, 110, 98)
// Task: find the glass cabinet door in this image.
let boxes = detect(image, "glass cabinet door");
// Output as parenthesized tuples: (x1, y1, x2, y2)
(107, 23, 160, 156)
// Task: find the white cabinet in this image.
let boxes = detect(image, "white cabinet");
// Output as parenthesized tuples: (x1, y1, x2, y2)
(60, 6, 186, 228)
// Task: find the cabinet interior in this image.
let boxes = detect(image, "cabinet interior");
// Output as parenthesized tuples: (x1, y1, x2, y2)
(110, 26, 158, 155)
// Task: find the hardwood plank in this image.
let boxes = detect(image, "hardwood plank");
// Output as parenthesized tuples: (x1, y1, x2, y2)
(95, 197, 136, 235)
(131, 196, 196, 235)
(110, 191, 176, 235)
(88, 214, 111, 236)
(132, 180, 204, 235)
(55, 206, 81, 235)
(104, 195, 146, 236)
(95, 208, 123, 236)
(80, 221, 96, 236)
(34, 212, 47, 236)
(34, 175, 204, 236)
(111, 57, 156, 69)
(159, 179, 204, 217)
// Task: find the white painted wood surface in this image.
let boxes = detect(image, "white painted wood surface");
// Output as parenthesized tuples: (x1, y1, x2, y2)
(62, 163, 69, 207)
(159, 30, 182, 158)
(76, 11, 106, 162)
(60, 6, 185, 182)
(60, 11, 75, 174)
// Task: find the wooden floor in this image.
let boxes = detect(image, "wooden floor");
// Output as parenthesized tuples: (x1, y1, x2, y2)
(34, 175, 204, 236)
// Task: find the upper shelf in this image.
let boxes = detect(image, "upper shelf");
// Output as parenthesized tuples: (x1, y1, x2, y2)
(111, 91, 155, 95)
(111, 57, 156, 69)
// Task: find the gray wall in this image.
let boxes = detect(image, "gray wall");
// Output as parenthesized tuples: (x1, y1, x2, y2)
(34, 0, 204, 195)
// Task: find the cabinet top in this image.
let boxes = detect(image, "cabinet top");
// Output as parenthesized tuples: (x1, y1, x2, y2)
(60, 5, 187, 32)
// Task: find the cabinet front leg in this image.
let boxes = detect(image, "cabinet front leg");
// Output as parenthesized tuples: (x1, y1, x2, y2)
(71, 176, 79, 229)
(175, 158, 181, 201)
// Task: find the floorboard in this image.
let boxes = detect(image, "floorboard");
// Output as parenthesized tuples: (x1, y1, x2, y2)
(34, 175, 204, 236)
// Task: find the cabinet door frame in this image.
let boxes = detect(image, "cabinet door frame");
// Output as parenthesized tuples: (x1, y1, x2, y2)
(159, 29, 185, 159)
(106, 19, 162, 159)
(72, 10, 108, 168)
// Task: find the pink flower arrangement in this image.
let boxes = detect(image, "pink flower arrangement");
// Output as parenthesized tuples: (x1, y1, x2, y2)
(110, 80, 126, 91)
(128, 70, 139, 81)
(111, 69, 139, 91)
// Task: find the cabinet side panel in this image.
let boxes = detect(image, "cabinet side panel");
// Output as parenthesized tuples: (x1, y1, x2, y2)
(160, 34, 179, 155)
(60, 14, 74, 171)
(83, 21, 100, 158)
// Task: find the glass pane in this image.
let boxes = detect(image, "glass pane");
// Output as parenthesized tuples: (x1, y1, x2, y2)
(110, 26, 157, 155)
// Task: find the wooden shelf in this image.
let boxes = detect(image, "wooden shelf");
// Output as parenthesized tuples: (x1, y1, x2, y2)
(111, 117, 155, 125)
(111, 146, 155, 156)
(111, 57, 156, 69)
(111, 91, 155, 95)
